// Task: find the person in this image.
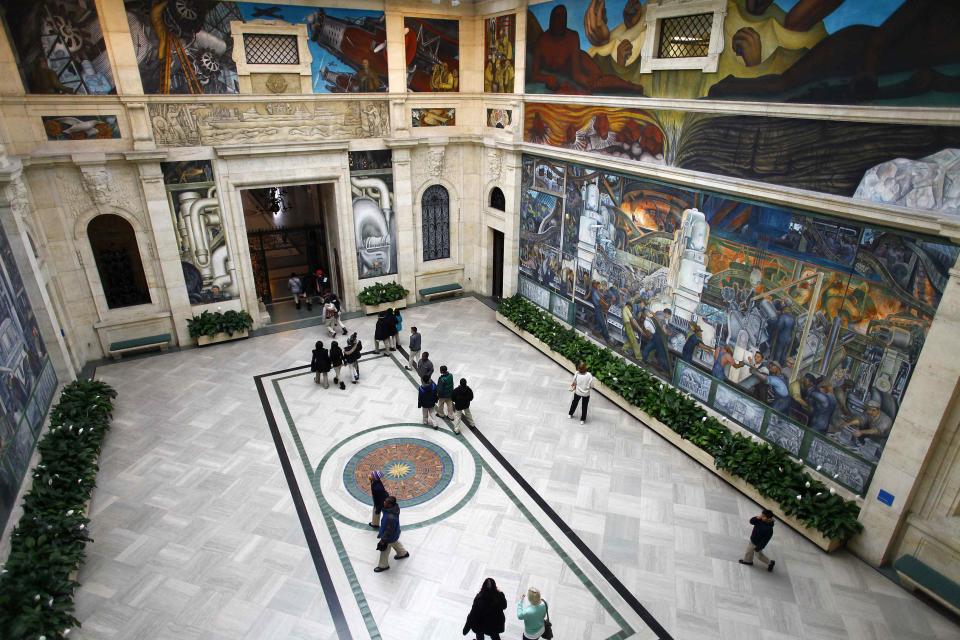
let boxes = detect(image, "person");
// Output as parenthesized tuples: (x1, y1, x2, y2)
(418, 375, 439, 429)
(681, 324, 702, 364)
(386, 308, 399, 350)
(568, 362, 593, 425)
(356, 58, 381, 92)
(747, 351, 769, 401)
(843, 399, 894, 443)
(288, 272, 304, 309)
(344, 332, 363, 384)
(463, 577, 507, 640)
(739, 509, 776, 572)
(374, 311, 393, 353)
(767, 299, 796, 365)
(375, 496, 409, 572)
(516, 587, 548, 640)
(406, 326, 421, 371)
(329, 340, 345, 390)
(451, 378, 475, 434)
(436, 365, 455, 419)
(641, 308, 673, 371)
(808, 378, 836, 433)
(323, 298, 346, 337)
(712, 345, 744, 383)
(368, 470, 389, 528)
(417, 351, 435, 382)
(746, 360, 791, 413)
(305, 268, 329, 311)
(394, 307, 404, 344)
(310, 340, 332, 388)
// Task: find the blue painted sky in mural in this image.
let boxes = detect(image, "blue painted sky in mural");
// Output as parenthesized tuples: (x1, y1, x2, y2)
(238, 3, 385, 93)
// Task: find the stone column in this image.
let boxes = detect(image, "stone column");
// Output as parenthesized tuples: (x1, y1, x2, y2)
(96, 0, 146, 96)
(0, 8, 24, 97)
(851, 261, 960, 565)
(390, 144, 418, 303)
(501, 150, 523, 298)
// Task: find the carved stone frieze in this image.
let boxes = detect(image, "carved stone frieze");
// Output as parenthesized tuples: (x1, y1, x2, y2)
(56, 165, 143, 222)
(427, 147, 445, 178)
(488, 149, 503, 182)
(5, 175, 29, 221)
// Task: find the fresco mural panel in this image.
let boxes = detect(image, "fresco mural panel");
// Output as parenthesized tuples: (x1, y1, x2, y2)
(484, 14, 515, 93)
(404, 17, 459, 92)
(349, 151, 396, 280)
(42, 115, 120, 140)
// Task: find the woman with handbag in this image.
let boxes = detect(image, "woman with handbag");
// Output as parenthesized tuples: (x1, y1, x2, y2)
(517, 587, 551, 639)
(462, 577, 507, 639)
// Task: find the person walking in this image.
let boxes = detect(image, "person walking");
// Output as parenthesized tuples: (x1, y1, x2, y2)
(417, 351, 435, 382)
(418, 375, 439, 429)
(323, 298, 346, 337)
(386, 308, 399, 351)
(393, 308, 404, 344)
(310, 340, 332, 388)
(568, 362, 593, 424)
(517, 588, 548, 640)
(324, 291, 348, 335)
(374, 311, 393, 353)
(329, 340, 345, 390)
(451, 378, 475, 434)
(406, 326, 421, 371)
(288, 272, 304, 310)
(344, 332, 363, 384)
(436, 365, 455, 419)
(368, 470, 388, 529)
(305, 268, 329, 311)
(462, 577, 507, 640)
(738, 508, 776, 572)
(374, 496, 409, 572)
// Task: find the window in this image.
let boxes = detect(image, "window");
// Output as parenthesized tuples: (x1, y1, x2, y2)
(88, 215, 150, 308)
(243, 34, 300, 65)
(657, 13, 713, 59)
(489, 187, 505, 211)
(639, 0, 726, 74)
(422, 185, 450, 262)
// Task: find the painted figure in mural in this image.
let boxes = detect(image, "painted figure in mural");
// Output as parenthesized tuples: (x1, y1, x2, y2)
(681, 324, 703, 364)
(642, 308, 673, 372)
(807, 378, 838, 433)
(357, 59, 382, 92)
(842, 399, 894, 443)
(766, 300, 796, 365)
(711, 345, 743, 383)
(429, 61, 458, 91)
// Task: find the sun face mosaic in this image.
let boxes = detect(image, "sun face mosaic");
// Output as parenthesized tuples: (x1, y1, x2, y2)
(344, 437, 454, 507)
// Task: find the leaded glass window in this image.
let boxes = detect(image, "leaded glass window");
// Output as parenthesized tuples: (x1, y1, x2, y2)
(657, 13, 713, 59)
(422, 185, 450, 262)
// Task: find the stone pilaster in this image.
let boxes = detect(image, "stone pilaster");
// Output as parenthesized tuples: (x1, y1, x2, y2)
(390, 145, 418, 303)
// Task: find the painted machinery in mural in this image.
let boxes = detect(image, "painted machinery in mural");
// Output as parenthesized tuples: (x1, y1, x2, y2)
(308, 9, 387, 92)
(404, 17, 459, 92)
(349, 151, 396, 280)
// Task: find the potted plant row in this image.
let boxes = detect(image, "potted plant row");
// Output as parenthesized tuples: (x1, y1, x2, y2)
(496, 296, 863, 551)
(187, 309, 254, 346)
(357, 281, 409, 315)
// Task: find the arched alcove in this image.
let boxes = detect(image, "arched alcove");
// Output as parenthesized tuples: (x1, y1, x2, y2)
(489, 186, 505, 211)
(87, 214, 151, 308)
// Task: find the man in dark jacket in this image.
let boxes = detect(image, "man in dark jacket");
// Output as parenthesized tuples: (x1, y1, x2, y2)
(418, 376, 438, 429)
(375, 496, 409, 572)
(368, 470, 389, 528)
(344, 333, 363, 383)
(374, 311, 393, 353)
(451, 378, 475, 434)
(310, 340, 332, 388)
(417, 351, 434, 381)
(739, 508, 776, 572)
(436, 365, 455, 419)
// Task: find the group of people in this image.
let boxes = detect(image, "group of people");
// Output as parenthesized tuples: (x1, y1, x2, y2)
(310, 334, 363, 389)
(374, 308, 403, 352)
(287, 269, 332, 312)
(413, 347, 476, 435)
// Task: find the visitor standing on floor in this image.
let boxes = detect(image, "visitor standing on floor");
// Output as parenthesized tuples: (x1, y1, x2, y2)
(393, 308, 403, 347)
(288, 273, 304, 310)
(344, 332, 363, 383)
(437, 365, 455, 419)
(386, 308, 399, 350)
(310, 341, 332, 388)
(568, 362, 594, 424)
(329, 340, 345, 390)
(418, 375, 439, 428)
(306, 268, 329, 310)
(374, 311, 393, 353)
(451, 378, 475, 434)
(374, 496, 409, 572)
(406, 326, 421, 371)
(517, 588, 549, 640)
(462, 577, 507, 640)
(739, 509, 776, 572)
(417, 351, 435, 381)
(368, 470, 388, 528)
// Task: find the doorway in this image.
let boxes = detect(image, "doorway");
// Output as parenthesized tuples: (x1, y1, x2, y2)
(491, 228, 504, 300)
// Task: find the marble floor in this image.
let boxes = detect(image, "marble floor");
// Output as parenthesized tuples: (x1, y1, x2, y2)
(74, 297, 960, 640)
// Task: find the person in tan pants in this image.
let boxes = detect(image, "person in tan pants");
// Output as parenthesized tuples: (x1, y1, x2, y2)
(375, 496, 409, 572)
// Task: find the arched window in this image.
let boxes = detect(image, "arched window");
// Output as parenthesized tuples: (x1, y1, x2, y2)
(489, 187, 505, 211)
(422, 185, 450, 262)
(88, 215, 150, 308)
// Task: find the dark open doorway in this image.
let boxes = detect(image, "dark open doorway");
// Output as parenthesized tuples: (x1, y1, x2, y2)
(491, 228, 504, 300)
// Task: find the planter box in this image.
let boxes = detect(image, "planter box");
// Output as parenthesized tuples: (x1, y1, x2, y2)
(362, 298, 407, 316)
(196, 329, 249, 346)
(496, 312, 843, 553)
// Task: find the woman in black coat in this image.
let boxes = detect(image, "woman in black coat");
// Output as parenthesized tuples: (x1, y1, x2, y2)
(463, 577, 507, 640)
(329, 340, 345, 390)
(344, 333, 363, 383)
(310, 341, 332, 388)
(368, 470, 389, 528)
(374, 311, 393, 353)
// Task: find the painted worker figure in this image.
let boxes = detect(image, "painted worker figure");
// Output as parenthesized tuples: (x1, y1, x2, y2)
(681, 324, 703, 364)
(843, 399, 894, 443)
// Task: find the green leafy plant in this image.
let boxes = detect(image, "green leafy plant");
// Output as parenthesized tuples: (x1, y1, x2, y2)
(499, 295, 864, 543)
(0, 379, 117, 639)
(357, 282, 408, 306)
(186, 309, 254, 339)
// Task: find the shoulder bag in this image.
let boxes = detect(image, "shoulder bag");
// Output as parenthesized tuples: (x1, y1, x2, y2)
(542, 600, 553, 639)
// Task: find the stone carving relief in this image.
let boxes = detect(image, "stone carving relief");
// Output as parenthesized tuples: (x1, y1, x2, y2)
(488, 149, 503, 182)
(427, 148, 445, 178)
(56, 165, 143, 223)
(80, 167, 113, 206)
(5, 175, 29, 221)
(148, 99, 391, 147)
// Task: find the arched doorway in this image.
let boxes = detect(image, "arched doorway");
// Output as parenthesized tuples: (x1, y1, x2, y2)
(87, 214, 150, 308)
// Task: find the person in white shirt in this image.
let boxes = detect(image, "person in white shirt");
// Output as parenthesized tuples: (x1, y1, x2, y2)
(568, 362, 594, 425)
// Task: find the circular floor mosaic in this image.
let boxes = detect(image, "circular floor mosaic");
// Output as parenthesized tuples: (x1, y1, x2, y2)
(344, 437, 454, 508)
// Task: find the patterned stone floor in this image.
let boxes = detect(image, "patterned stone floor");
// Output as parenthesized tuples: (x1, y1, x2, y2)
(72, 297, 960, 640)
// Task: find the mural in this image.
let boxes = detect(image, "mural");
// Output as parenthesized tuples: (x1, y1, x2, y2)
(125, 2, 387, 94)
(487, 109, 512, 129)
(4, 0, 116, 94)
(404, 17, 459, 92)
(524, 103, 960, 197)
(161, 160, 238, 304)
(484, 14, 515, 93)
(0, 222, 57, 534)
(412, 108, 455, 127)
(518, 154, 960, 494)
(349, 151, 396, 279)
(42, 115, 120, 140)
(525, 1, 960, 106)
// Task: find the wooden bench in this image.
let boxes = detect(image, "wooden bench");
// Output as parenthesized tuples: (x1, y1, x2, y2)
(108, 333, 172, 360)
(419, 283, 463, 302)
(894, 555, 960, 616)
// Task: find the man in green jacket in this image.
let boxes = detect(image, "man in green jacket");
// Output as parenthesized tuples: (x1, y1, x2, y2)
(436, 365, 455, 420)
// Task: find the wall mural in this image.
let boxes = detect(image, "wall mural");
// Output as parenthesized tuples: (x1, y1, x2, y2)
(42, 115, 121, 140)
(125, 1, 387, 94)
(487, 108, 512, 129)
(349, 150, 396, 279)
(524, 102, 960, 198)
(484, 14, 515, 93)
(412, 108, 455, 127)
(0, 223, 57, 533)
(517, 153, 960, 494)
(161, 160, 238, 304)
(404, 17, 459, 92)
(3, 0, 116, 94)
(525, 0, 960, 106)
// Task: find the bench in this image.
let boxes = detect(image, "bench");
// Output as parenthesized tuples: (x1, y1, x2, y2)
(893, 555, 960, 616)
(419, 283, 463, 302)
(108, 333, 172, 360)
